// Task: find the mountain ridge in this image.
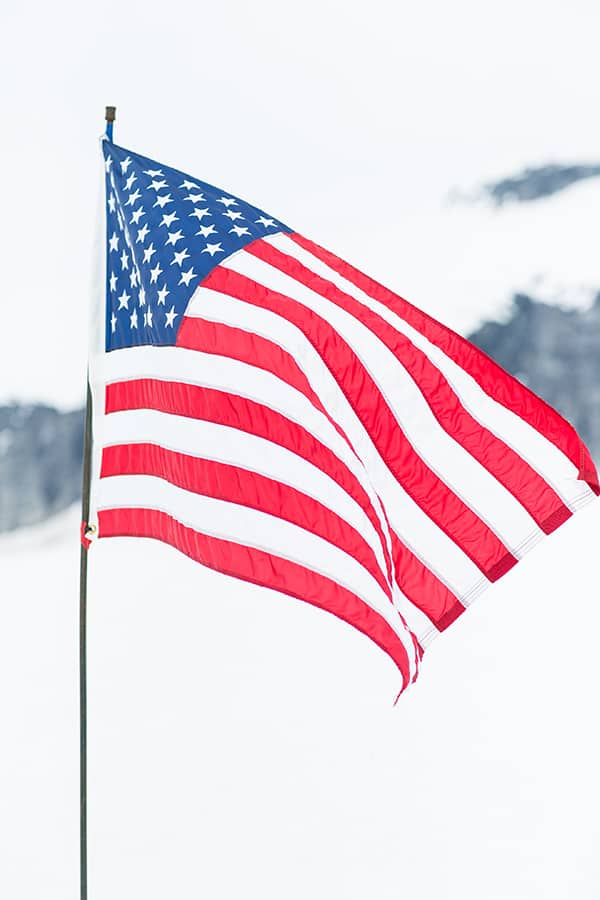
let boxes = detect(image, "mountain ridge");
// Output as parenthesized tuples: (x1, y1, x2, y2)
(484, 163, 600, 205)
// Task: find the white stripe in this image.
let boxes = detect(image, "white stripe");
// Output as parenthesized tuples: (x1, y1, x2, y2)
(103, 408, 391, 585)
(222, 247, 545, 557)
(269, 233, 594, 511)
(97, 473, 417, 680)
(183, 287, 484, 606)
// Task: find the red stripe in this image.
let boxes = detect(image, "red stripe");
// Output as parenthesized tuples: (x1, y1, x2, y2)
(101, 443, 392, 599)
(202, 263, 517, 581)
(98, 506, 413, 683)
(253, 238, 572, 532)
(291, 233, 600, 496)
(180, 311, 463, 628)
(390, 533, 465, 631)
(105, 378, 394, 590)
(435, 601, 466, 632)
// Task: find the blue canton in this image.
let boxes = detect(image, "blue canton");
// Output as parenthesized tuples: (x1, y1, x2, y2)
(103, 141, 291, 351)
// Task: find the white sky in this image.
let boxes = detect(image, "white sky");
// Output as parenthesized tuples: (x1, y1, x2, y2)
(1, 0, 599, 407)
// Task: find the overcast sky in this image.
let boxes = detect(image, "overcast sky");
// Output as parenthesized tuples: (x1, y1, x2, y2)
(1, 0, 599, 406)
(1, 4, 600, 898)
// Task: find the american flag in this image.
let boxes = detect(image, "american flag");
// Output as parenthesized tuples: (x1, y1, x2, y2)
(90, 139, 599, 694)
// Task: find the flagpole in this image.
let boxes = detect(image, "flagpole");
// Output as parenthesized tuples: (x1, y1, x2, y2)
(79, 104, 115, 900)
(79, 380, 93, 900)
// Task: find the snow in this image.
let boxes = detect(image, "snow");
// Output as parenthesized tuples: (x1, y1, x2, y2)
(325, 176, 600, 339)
(1, 499, 598, 899)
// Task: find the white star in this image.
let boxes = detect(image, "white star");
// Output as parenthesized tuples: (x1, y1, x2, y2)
(120, 249, 129, 270)
(109, 271, 118, 291)
(144, 306, 153, 327)
(124, 227, 132, 249)
(165, 305, 178, 327)
(143, 243, 157, 264)
(149, 179, 168, 192)
(125, 172, 137, 191)
(117, 289, 130, 310)
(180, 179, 200, 190)
(165, 229, 184, 246)
(143, 168, 163, 177)
(201, 242, 224, 257)
(149, 262, 163, 284)
(116, 210, 125, 232)
(120, 156, 132, 174)
(130, 308, 138, 328)
(104, 155, 112, 173)
(171, 248, 190, 267)
(160, 212, 179, 228)
(255, 216, 276, 228)
(217, 197, 238, 207)
(229, 225, 251, 238)
(138, 287, 146, 307)
(125, 188, 142, 207)
(129, 268, 139, 289)
(196, 224, 217, 238)
(178, 267, 197, 287)
(153, 194, 173, 209)
(136, 223, 150, 244)
(157, 285, 170, 306)
(183, 193, 206, 204)
(223, 210, 244, 221)
(109, 232, 119, 252)
(130, 207, 145, 225)
(110, 312, 117, 333)
(108, 194, 116, 213)
(189, 208, 211, 222)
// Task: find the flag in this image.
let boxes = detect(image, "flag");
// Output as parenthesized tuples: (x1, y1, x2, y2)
(89, 140, 599, 694)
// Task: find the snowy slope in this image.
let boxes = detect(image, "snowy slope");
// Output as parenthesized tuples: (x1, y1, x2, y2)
(1, 500, 598, 899)
(322, 173, 600, 341)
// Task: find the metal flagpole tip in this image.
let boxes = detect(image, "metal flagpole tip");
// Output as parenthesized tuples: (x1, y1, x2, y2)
(105, 106, 116, 141)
